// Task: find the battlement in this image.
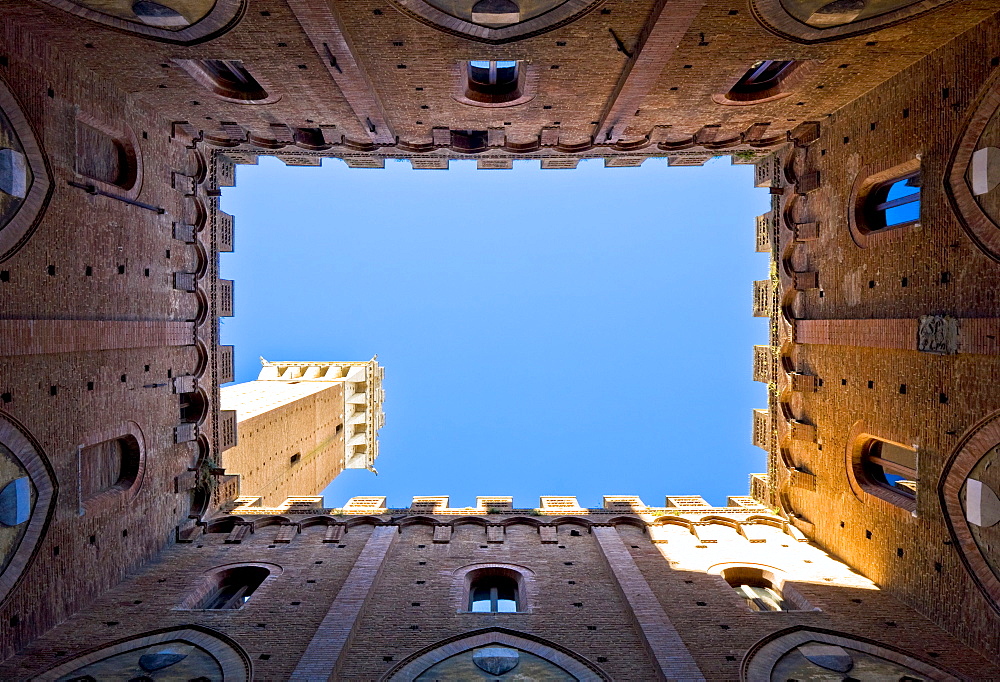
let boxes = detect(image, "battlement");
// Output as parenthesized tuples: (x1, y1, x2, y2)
(228, 488, 771, 518)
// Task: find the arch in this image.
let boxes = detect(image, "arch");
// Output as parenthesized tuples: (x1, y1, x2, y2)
(652, 515, 694, 530)
(32, 0, 246, 45)
(204, 516, 243, 533)
(548, 516, 594, 529)
(708, 562, 817, 612)
(453, 60, 537, 108)
(34, 625, 251, 681)
(382, 627, 610, 680)
(697, 515, 742, 529)
(741, 626, 959, 680)
(387, 0, 607, 45)
(78, 428, 144, 511)
(397, 515, 439, 529)
(179, 387, 209, 424)
(0, 415, 56, 607)
(299, 515, 340, 529)
(939, 409, 1000, 614)
(749, 0, 957, 44)
(344, 515, 387, 528)
(451, 562, 536, 613)
(606, 515, 647, 531)
(845, 422, 918, 513)
(713, 60, 809, 106)
(178, 562, 279, 610)
(173, 59, 279, 104)
(449, 515, 490, 528)
(497, 515, 546, 528)
(251, 515, 290, 529)
(946, 70, 1000, 262)
(0, 75, 53, 263)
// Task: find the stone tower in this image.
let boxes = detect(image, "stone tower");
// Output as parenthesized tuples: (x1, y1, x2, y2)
(219, 358, 384, 505)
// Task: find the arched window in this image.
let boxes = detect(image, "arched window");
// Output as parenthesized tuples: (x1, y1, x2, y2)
(179, 391, 207, 423)
(195, 566, 270, 609)
(863, 171, 921, 231)
(176, 59, 270, 103)
(862, 439, 917, 499)
(725, 60, 798, 102)
(465, 60, 521, 104)
(469, 574, 519, 612)
(80, 435, 141, 502)
(721, 567, 790, 611)
(75, 120, 138, 190)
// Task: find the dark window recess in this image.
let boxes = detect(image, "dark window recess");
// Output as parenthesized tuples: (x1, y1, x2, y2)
(290, 453, 301, 465)
(75, 120, 138, 190)
(179, 391, 207, 423)
(183, 59, 269, 101)
(722, 567, 790, 611)
(450, 129, 489, 151)
(863, 171, 920, 232)
(861, 439, 917, 501)
(469, 575, 518, 613)
(197, 566, 270, 609)
(464, 60, 522, 104)
(80, 436, 141, 501)
(726, 60, 797, 102)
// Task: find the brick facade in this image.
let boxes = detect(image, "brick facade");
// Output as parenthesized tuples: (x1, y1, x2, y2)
(1, 0, 1000, 678)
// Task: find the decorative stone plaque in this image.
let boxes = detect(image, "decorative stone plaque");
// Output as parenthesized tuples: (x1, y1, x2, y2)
(917, 315, 959, 355)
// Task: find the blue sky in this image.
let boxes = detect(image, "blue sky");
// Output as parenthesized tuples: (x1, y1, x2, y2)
(220, 156, 770, 509)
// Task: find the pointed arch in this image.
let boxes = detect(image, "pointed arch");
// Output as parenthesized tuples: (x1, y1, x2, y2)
(31, 0, 246, 45)
(33, 625, 251, 681)
(0, 75, 53, 262)
(741, 626, 960, 681)
(382, 627, 610, 681)
(0, 414, 56, 607)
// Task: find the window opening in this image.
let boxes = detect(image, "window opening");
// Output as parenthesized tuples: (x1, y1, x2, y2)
(862, 439, 917, 498)
(198, 566, 270, 609)
(180, 59, 269, 102)
(465, 60, 522, 105)
(724, 60, 798, 103)
(80, 436, 141, 501)
(75, 121, 137, 190)
(722, 567, 790, 611)
(469, 574, 518, 612)
(866, 172, 920, 231)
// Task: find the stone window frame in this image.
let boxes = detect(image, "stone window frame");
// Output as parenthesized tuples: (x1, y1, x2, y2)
(33, 626, 251, 681)
(0, 77, 52, 262)
(708, 562, 818, 613)
(31, 0, 246, 45)
(939, 409, 1000, 614)
(172, 59, 281, 105)
(382, 628, 611, 681)
(451, 562, 535, 614)
(844, 421, 918, 514)
(848, 157, 922, 248)
(74, 112, 144, 199)
(741, 626, 958, 681)
(713, 60, 809, 107)
(76, 421, 147, 516)
(748, 0, 958, 45)
(0, 415, 55, 606)
(175, 561, 282, 611)
(453, 60, 537, 108)
(387, 0, 607, 45)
